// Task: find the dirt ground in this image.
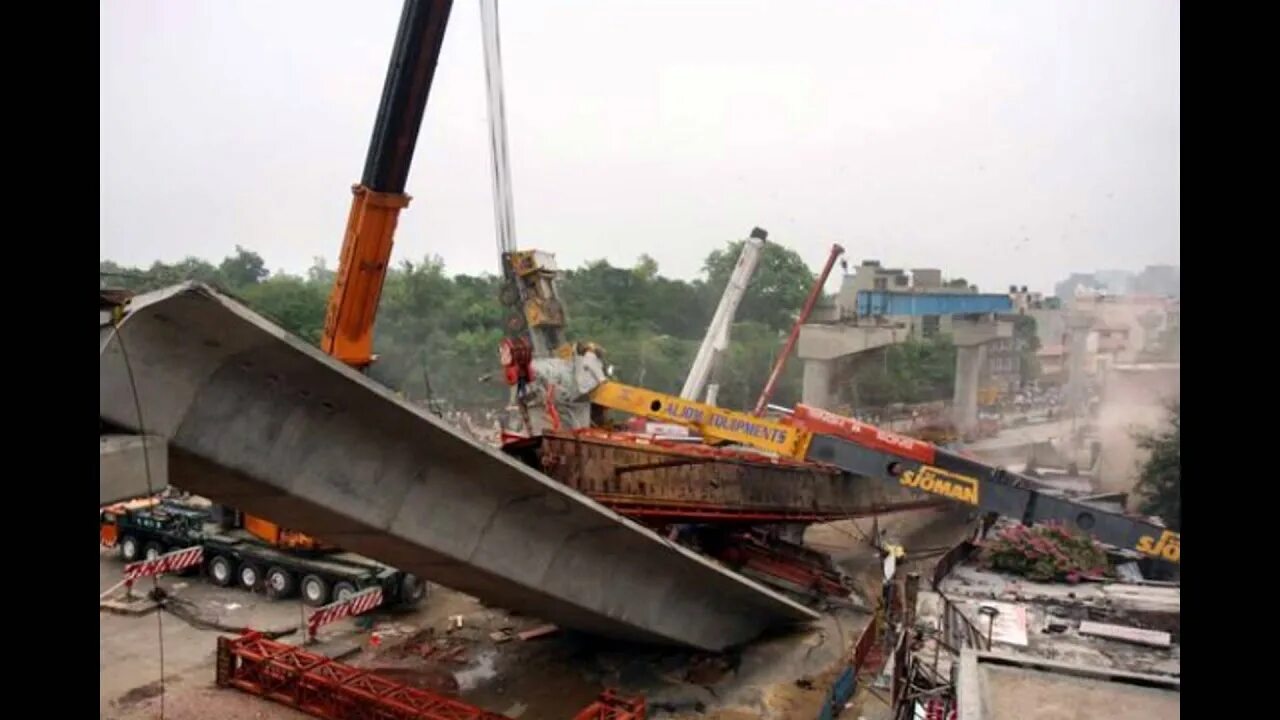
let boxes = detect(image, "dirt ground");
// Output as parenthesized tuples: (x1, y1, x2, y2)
(100, 507, 971, 720)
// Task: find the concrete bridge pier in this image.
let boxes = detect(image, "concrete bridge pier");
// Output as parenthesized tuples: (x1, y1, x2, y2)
(1065, 312, 1096, 420)
(796, 324, 903, 409)
(950, 315, 1012, 437)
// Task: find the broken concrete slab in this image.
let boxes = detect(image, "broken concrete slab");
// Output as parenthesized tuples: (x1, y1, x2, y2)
(516, 624, 559, 641)
(99, 595, 161, 616)
(1077, 621, 1172, 649)
(99, 282, 818, 651)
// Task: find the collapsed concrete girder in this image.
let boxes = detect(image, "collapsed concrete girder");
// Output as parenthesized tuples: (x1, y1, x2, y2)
(99, 283, 817, 651)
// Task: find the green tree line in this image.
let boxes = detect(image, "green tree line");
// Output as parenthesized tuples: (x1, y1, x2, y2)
(100, 242, 822, 413)
(102, 242, 1032, 414)
(1135, 401, 1180, 531)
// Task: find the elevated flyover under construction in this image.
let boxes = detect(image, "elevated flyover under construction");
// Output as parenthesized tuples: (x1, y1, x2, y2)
(99, 282, 818, 652)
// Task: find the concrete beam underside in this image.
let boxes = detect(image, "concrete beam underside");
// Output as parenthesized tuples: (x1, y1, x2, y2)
(797, 323, 902, 362)
(99, 283, 816, 652)
(100, 434, 169, 505)
(950, 316, 1012, 348)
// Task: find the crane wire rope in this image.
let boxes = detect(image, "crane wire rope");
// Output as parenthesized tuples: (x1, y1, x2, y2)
(106, 306, 167, 720)
(480, 0, 518, 264)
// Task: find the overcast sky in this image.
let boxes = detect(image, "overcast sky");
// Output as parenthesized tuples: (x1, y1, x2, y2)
(100, 0, 1179, 295)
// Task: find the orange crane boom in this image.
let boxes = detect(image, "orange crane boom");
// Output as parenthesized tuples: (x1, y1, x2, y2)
(250, 0, 454, 547)
(322, 0, 454, 369)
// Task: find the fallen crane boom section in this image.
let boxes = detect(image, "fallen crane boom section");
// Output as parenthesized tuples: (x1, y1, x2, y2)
(589, 382, 1181, 564)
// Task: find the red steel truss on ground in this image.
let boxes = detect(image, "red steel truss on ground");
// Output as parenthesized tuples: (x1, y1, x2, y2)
(216, 631, 646, 720)
(217, 631, 510, 720)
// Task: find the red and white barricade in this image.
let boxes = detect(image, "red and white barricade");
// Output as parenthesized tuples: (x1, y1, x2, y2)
(120, 545, 204, 595)
(306, 586, 384, 640)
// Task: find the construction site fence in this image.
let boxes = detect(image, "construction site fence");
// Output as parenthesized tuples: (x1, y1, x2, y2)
(815, 534, 990, 720)
(882, 537, 991, 720)
(816, 565, 982, 720)
(930, 518, 997, 588)
(929, 539, 990, 652)
(816, 590, 886, 720)
(888, 617, 912, 712)
(930, 540, 977, 587)
(817, 667, 856, 720)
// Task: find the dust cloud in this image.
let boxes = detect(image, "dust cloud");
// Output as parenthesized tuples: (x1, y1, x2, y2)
(1094, 366, 1179, 495)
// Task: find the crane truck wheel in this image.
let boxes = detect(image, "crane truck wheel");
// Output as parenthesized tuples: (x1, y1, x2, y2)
(208, 556, 234, 587)
(400, 574, 428, 607)
(238, 563, 262, 591)
(300, 575, 330, 607)
(265, 566, 296, 599)
(332, 581, 358, 602)
(120, 535, 142, 562)
(143, 542, 165, 561)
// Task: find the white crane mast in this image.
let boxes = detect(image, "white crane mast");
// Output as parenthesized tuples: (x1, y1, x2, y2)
(680, 228, 767, 403)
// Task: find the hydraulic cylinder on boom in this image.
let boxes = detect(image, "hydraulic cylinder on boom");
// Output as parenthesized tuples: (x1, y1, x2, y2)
(322, 0, 454, 369)
(252, 0, 454, 549)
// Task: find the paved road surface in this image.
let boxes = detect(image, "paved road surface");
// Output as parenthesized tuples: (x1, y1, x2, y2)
(99, 547, 457, 720)
(100, 543, 872, 720)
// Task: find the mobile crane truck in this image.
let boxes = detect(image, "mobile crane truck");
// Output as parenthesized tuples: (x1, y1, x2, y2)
(101, 494, 427, 607)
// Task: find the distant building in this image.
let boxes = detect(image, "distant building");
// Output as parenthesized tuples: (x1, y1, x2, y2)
(1026, 305, 1066, 349)
(831, 260, 997, 341)
(798, 259, 1018, 411)
(1133, 264, 1180, 298)
(1071, 292, 1178, 364)
(981, 336, 1021, 394)
(1093, 269, 1136, 295)
(1036, 344, 1068, 384)
(1054, 272, 1107, 300)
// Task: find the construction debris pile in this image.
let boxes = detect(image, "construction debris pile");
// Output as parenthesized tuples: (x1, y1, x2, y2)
(894, 535, 1179, 719)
